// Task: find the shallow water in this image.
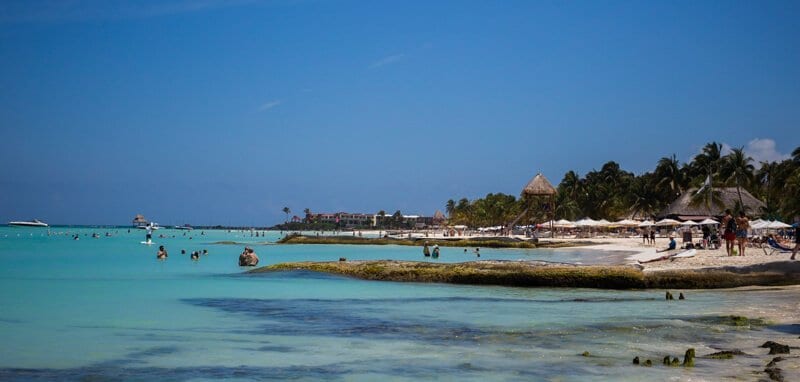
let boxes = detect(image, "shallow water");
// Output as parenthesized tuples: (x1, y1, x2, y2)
(0, 226, 798, 381)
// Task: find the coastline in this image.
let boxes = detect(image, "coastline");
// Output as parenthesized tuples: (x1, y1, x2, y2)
(253, 235, 800, 289)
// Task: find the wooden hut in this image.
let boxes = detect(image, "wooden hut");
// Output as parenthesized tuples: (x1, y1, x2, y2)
(132, 214, 149, 228)
(432, 210, 446, 225)
(658, 187, 765, 220)
(506, 173, 557, 236)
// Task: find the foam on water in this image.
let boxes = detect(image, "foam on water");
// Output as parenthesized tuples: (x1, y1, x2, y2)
(0, 226, 798, 381)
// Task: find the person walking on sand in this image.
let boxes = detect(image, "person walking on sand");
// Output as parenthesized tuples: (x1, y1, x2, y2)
(735, 211, 749, 256)
(721, 209, 736, 256)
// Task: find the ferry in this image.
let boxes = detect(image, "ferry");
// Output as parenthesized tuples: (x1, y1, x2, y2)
(174, 224, 194, 230)
(8, 219, 49, 227)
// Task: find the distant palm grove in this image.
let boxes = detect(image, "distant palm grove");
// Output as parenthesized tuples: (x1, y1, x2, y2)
(446, 142, 800, 227)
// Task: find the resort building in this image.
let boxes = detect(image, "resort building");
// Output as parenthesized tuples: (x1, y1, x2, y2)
(312, 211, 438, 228)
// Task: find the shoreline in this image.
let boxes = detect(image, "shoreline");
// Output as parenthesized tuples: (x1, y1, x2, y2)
(251, 235, 800, 289)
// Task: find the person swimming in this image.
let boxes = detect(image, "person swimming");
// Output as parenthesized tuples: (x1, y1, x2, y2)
(157, 245, 168, 259)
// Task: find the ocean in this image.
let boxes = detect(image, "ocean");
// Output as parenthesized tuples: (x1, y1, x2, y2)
(0, 226, 797, 381)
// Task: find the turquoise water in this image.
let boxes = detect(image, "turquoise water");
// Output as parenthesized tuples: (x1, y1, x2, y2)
(1, 226, 798, 381)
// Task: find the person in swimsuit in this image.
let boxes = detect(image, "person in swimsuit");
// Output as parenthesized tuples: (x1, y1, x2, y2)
(657, 234, 677, 253)
(721, 209, 736, 256)
(735, 211, 749, 256)
(157, 245, 168, 260)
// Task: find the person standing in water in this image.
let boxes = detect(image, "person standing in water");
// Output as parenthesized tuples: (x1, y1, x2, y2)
(432, 245, 440, 258)
(423, 242, 431, 257)
(145, 223, 153, 244)
(157, 245, 168, 260)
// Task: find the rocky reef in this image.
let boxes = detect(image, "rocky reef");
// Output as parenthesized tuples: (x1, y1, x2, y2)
(249, 259, 800, 289)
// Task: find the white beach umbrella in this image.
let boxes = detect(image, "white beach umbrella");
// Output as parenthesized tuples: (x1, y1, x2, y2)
(612, 219, 640, 227)
(697, 218, 719, 225)
(680, 220, 698, 226)
(553, 219, 576, 228)
(750, 218, 767, 226)
(766, 220, 792, 229)
(654, 218, 681, 227)
(593, 219, 611, 227)
(575, 218, 599, 227)
(750, 221, 768, 229)
(638, 220, 655, 227)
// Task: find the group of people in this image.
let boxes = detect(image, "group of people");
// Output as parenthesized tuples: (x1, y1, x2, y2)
(422, 242, 440, 258)
(721, 209, 751, 256)
(238, 247, 259, 266)
(156, 246, 205, 260)
(423, 242, 481, 258)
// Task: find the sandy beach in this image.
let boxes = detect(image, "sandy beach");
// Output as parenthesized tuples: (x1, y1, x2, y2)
(533, 236, 797, 271)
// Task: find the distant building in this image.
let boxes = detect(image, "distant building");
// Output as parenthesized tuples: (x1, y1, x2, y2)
(658, 187, 765, 220)
(132, 214, 148, 228)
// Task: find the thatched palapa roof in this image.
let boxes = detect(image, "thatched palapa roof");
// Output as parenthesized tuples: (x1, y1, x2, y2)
(658, 187, 765, 219)
(433, 210, 446, 222)
(522, 173, 557, 196)
(132, 214, 148, 224)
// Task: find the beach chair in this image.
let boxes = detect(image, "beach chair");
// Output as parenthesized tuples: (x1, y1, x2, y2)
(762, 238, 793, 256)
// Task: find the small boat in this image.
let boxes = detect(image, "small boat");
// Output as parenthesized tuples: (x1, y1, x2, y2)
(8, 219, 49, 227)
(174, 224, 194, 230)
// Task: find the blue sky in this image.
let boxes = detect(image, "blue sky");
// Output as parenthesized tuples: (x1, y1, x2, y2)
(1, 0, 798, 226)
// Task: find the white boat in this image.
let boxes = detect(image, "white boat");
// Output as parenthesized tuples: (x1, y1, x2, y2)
(174, 224, 194, 230)
(8, 219, 49, 227)
(136, 222, 160, 230)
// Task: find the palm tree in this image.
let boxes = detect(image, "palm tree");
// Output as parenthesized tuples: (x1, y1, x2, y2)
(445, 199, 456, 219)
(655, 154, 686, 198)
(691, 142, 723, 179)
(303, 208, 312, 223)
(720, 147, 755, 213)
(282, 207, 291, 223)
(377, 210, 386, 228)
(792, 146, 800, 164)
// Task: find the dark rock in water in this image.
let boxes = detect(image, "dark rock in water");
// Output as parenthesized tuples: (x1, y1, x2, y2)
(761, 341, 790, 355)
(581, 351, 590, 357)
(632, 356, 640, 365)
(671, 357, 680, 366)
(339, 257, 347, 262)
(766, 357, 784, 368)
(683, 348, 695, 367)
(678, 292, 685, 300)
(643, 359, 652, 367)
(662, 356, 671, 365)
(706, 349, 745, 359)
(765, 357, 785, 382)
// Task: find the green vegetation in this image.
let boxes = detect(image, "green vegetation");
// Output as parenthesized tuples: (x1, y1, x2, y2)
(275, 234, 584, 248)
(445, 142, 800, 225)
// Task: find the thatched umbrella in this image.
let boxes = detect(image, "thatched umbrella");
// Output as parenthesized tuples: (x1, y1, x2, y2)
(515, 173, 557, 237)
(132, 214, 148, 226)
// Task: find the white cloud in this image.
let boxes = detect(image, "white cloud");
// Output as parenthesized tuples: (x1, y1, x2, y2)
(720, 138, 789, 163)
(258, 100, 281, 112)
(744, 138, 790, 163)
(369, 54, 404, 69)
